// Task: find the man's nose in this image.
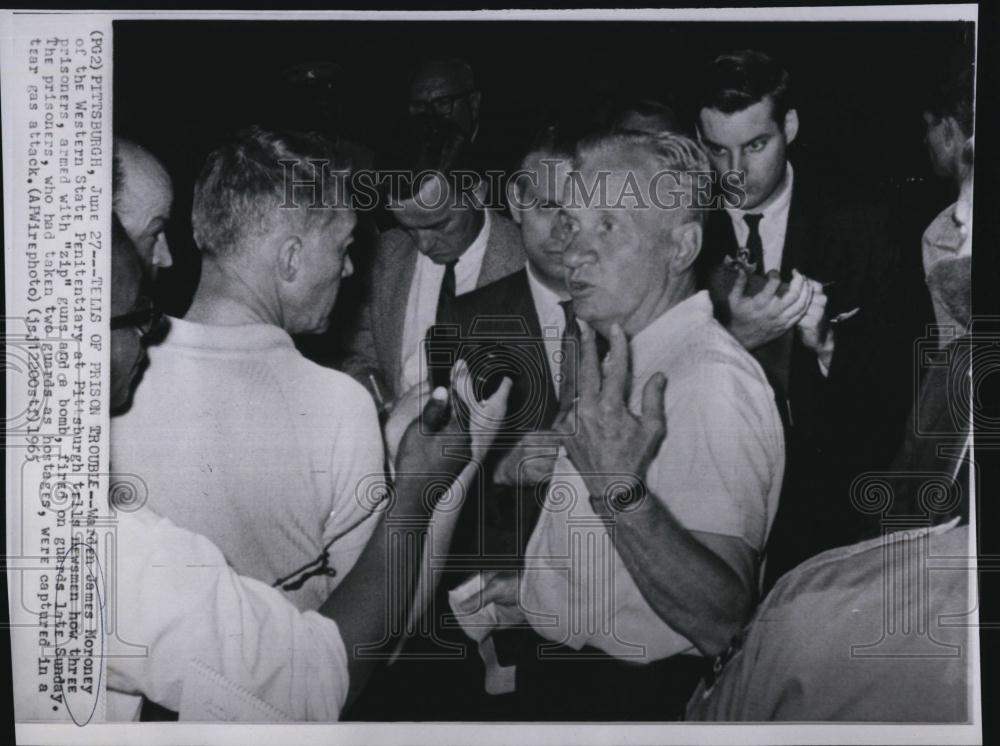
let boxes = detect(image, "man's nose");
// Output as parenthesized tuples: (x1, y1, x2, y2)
(416, 231, 436, 254)
(341, 254, 354, 278)
(153, 234, 173, 269)
(562, 234, 595, 270)
(728, 150, 743, 174)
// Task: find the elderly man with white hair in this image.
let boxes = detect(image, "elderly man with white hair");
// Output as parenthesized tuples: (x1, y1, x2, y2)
(463, 131, 785, 720)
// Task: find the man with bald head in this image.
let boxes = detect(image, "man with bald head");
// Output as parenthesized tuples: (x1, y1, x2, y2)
(113, 137, 174, 276)
(113, 126, 383, 614)
(473, 131, 785, 720)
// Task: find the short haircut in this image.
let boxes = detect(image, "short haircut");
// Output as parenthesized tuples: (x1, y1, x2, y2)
(576, 129, 711, 225)
(192, 126, 345, 258)
(610, 98, 684, 135)
(381, 116, 470, 202)
(409, 58, 476, 93)
(697, 49, 793, 123)
(923, 63, 975, 138)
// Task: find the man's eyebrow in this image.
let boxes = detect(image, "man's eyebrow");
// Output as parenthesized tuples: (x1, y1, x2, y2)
(742, 133, 771, 147)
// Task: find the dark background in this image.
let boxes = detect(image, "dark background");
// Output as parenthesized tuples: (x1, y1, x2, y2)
(1, 8, 995, 740)
(114, 19, 974, 326)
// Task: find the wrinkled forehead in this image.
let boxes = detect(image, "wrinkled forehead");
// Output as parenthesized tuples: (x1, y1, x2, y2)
(124, 158, 173, 216)
(570, 147, 660, 208)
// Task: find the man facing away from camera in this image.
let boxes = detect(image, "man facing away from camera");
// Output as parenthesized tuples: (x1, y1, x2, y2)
(112, 127, 383, 613)
(105, 210, 513, 721)
(469, 131, 785, 721)
(920, 62, 975, 343)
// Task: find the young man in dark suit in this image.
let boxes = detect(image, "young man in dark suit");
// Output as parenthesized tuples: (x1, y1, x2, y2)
(344, 125, 572, 721)
(694, 50, 920, 589)
(424, 125, 579, 562)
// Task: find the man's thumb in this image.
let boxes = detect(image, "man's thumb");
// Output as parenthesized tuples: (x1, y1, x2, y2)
(421, 387, 451, 432)
(729, 267, 748, 299)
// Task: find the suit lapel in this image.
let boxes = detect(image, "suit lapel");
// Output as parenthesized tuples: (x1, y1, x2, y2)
(477, 213, 526, 288)
(780, 176, 813, 280)
(379, 234, 418, 396)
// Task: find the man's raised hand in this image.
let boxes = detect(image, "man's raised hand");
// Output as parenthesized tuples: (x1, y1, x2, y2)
(559, 323, 667, 501)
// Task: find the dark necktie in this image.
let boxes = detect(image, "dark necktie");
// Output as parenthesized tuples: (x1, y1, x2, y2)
(743, 213, 765, 275)
(557, 300, 580, 413)
(436, 260, 458, 322)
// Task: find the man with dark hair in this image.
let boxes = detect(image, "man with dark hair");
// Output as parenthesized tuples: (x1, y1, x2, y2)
(611, 97, 685, 136)
(687, 137, 975, 723)
(922, 65, 975, 184)
(344, 122, 554, 721)
(113, 127, 383, 614)
(921, 61, 975, 341)
(342, 117, 525, 411)
(695, 49, 916, 588)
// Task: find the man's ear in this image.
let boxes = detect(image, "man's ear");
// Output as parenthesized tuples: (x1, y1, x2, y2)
(669, 219, 703, 274)
(469, 90, 482, 120)
(277, 235, 302, 283)
(506, 179, 524, 225)
(783, 108, 800, 146)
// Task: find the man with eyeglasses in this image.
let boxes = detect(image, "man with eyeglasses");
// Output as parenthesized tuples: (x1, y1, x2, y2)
(106, 213, 513, 720)
(408, 58, 482, 142)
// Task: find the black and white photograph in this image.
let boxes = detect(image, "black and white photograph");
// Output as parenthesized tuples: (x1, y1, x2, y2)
(3, 5, 994, 745)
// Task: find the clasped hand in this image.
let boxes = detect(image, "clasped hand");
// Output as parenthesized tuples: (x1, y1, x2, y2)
(393, 359, 512, 484)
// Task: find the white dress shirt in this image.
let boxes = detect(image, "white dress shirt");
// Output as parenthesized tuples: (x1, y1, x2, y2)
(525, 262, 571, 394)
(521, 291, 785, 661)
(107, 507, 351, 721)
(112, 319, 383, 613)
(398, 209, 492, 393)
(726, 162, 794, 273)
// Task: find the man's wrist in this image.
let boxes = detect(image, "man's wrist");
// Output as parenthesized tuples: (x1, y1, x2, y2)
(589, 478, 648, 516)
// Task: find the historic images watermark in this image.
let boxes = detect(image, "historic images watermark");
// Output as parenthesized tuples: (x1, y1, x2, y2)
(277, 158, 750, 213)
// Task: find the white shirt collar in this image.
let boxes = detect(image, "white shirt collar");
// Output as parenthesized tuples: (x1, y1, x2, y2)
(526, 261, 569, 321)
(630, 291, 714, 381)
(453, 208, 491, 293)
